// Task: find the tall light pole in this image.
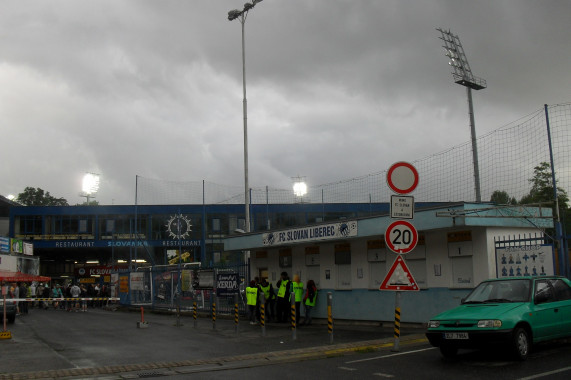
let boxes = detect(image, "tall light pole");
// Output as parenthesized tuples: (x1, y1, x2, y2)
(80, 172, 100, 204)
(228, 0, 263, 233)
(437, 28, 486, 202)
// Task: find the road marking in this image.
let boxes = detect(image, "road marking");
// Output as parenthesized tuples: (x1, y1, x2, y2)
(517, 366, 571, 380)
(373, 373, 395, 378)
(339, 366, 357, 371)
(346, 347, 437, 364)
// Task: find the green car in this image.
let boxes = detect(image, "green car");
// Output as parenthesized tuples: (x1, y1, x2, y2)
(426, 276, 571, 360)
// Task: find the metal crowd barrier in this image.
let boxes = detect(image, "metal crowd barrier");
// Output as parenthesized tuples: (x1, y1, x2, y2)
(10, 298, 120, 302)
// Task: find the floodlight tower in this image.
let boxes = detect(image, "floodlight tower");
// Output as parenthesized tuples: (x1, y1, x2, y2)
(437, 28, 487, 202)
(80, 172, 100, 204)
(292, 176, 308, 203)
(228, 0, 264, 232)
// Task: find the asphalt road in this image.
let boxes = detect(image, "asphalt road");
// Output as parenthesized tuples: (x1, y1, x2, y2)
(181, 341, 571, 380)
(1, 306, 570, 379)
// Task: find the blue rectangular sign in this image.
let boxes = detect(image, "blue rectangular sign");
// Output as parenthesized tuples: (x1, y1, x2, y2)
(0, 237, 9, 253)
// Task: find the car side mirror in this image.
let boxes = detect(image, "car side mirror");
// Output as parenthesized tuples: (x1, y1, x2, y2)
(460, 297, 466, 304)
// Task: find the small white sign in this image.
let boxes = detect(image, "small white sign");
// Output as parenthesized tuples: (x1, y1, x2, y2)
(390, 195, 414, 219)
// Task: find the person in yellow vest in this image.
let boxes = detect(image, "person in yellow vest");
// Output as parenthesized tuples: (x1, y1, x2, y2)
(292, 274, 304, 325)
(258, 278, 275, 322)
(276, 272, 292, 323)
(301, 279, 317, 326)
(245, 280, 259, 325)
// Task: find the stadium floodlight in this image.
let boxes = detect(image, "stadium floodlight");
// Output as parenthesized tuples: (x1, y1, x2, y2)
(80, 172, 100, 204)
(437, 28, 486, 202)
(293, 176, 308, 201)
(227, 0, 264, 232)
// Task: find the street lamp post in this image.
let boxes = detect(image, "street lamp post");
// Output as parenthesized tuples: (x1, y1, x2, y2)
(228, 0, 263, 233)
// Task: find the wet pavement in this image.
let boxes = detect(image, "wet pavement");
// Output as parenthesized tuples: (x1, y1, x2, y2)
(0, 306, 427, 379)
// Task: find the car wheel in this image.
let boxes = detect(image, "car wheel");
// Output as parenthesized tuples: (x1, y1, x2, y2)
(512, 327, 530, 361)
(439, 345, 458, 359)
(7, 314, 15, 324)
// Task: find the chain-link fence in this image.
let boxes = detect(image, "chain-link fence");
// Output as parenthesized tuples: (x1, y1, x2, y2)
(124, 262, 250, 315)
(135, 103, 571, 206)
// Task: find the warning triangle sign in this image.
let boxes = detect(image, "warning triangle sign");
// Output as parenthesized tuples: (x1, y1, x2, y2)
(379, 255, 419, 291)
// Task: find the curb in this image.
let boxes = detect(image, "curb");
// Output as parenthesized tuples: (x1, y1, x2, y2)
(0, 334, 428, 379)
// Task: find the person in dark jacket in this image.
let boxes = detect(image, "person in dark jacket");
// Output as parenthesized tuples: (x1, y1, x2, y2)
(301, 279, 317, 326)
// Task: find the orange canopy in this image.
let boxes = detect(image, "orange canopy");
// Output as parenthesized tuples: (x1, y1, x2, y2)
(0, 270, 51, 283)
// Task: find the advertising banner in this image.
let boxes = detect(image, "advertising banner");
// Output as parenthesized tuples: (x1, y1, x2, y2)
(130, 272, 145, 291)
(262, 221, 358, 246)
(23, 242, 33, 256)
(0, 237, 9, 253)
(496, 244, 554, 277)
(10, 238, 23, 254)
(216, 272, 239, 296)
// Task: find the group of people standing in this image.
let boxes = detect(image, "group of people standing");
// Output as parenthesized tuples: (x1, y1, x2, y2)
(5, 281, 110, 313)
(245, 272, 317, 326)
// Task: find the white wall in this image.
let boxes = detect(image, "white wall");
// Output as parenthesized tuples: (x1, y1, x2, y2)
(251, 226, 544, 291)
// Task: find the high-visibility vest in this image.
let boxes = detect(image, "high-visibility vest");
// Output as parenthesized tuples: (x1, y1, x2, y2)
(245, 286, 258, 306)
(277, 280, 290, 299)
(292, 281, 304, 302)
(305, 287, 317, 307)
(259, 284, 271, 300)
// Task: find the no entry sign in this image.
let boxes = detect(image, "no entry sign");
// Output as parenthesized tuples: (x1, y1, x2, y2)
(386, 162, 419, 194)
(385, 220, 418, 254)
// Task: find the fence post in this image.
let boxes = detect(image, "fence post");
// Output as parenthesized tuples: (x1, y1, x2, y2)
(259, 292, 266, 337)
(193, 301, 197, 328)
(291, 291, 296, 340)
(327, 292, 333, 344)
(234, 293, 240, 334)
(212, 291, 217, 330)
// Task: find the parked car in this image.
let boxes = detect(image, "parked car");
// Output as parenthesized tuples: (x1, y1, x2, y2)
(426, 276, 571, 360)
(0, 297, 17, 323)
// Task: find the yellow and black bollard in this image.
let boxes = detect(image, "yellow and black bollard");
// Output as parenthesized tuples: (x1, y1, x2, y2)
(392, 291, 401, 351)
(212, 293, 217, 330)
(1, 292, 12, 340)
(290, 291, 297, 340)
(193, 301, 197, 328)
(259, 292, 266, 336)
(327, 292, 333, 344)
(234, 293, 239, 334)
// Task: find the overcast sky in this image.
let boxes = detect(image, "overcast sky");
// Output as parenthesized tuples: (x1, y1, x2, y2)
(1, 0, 569, 205)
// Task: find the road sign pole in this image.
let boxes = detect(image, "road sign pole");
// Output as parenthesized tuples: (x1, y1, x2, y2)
(392, 291, 401, 352)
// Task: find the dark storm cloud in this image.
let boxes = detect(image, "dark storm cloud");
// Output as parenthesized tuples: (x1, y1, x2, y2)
(0, 0, 568, 204)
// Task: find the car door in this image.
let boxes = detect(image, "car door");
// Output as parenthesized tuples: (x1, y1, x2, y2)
(549, 279, 571, 337)
(531, 279, 561, 340)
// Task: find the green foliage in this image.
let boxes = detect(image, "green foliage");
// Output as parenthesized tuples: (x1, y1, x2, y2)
(16, 187, 69, 206)
(77, 200, 99, 206)
(519, 162, 569, 210)
(490, 190, 517, 205)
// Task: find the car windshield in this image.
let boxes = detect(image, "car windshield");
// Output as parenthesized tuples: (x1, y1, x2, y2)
(463, 279, 531, 303)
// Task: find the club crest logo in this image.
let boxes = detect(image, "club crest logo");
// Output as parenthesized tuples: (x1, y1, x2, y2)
(165, 214, 192, 239)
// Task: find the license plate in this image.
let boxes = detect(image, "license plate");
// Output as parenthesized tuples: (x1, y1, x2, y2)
(444, 332, 469, 340)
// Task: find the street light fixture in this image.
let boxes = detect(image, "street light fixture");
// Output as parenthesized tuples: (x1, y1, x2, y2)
(228, 0, 263, 232)
(437, 28, 486, 202)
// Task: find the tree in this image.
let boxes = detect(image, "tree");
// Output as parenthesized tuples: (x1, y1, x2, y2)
(519, 162, 569, 210)
(77, 200, 99, 206)
(490, 190, 517, 205)
(16, 187, 69, 206)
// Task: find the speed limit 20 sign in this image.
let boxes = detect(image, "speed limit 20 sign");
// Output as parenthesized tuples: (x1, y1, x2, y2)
(385, 220, 418, 254)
